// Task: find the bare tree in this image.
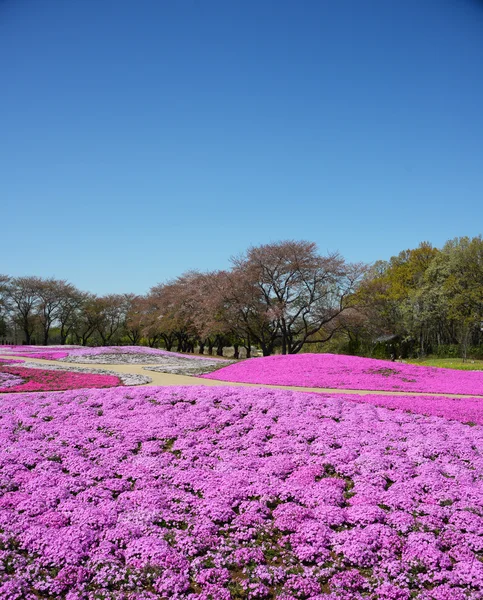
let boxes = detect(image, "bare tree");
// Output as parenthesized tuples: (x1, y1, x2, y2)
(123, 294, 145, 345)
(0, 275, 10, 310)
(95, 294, 128, 345)
(57, 286, 85, 345)
(149, 274, 200, 353)
(8, 276, 43, 344)
(139, 294, 168, 348)
(36, 278, 78, 345)
(231, 241, 366, 354)
(182, 270, 234, 356)
(220, 267, 280, 356)
(0, 275, 10, 339)
(74, 294, 100, 346)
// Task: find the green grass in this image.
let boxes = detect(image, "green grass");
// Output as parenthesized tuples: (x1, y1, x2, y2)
(406, 357, 483, 371)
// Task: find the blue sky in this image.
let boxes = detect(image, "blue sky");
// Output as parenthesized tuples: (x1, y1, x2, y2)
(2, 0, 483, 294)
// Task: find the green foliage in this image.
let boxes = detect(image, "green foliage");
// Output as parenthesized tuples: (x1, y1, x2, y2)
(0, 317, 7, 338)
(349, 236, 483, 360)
(407, 357, 483, 371)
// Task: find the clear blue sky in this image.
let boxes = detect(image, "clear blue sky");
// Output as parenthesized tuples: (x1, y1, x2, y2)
(2, 0, 483, 294)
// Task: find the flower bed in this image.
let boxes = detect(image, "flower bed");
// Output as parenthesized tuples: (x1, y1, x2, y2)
(0, 364, 121, 393)
(0, 371, 24, 389)
(0, 386, 481, 598)
(144, 357, 236, 375)
(0, 357, 22, 365)
(335, 393, 483, 426)
(19, 362, 151, 387)
(62, 353, 233, 367)
(0, 345, 79, 360)
(203, 353, 483, 395)
(0, 345, 229, 363)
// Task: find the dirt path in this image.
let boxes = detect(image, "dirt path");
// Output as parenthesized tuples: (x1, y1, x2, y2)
(2, 354, 483, 398)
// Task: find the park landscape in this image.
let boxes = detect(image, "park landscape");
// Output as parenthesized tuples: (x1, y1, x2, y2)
(0, 340, 482, 599)
(1, 239, 483, 598)
(3, 1, 483, 597)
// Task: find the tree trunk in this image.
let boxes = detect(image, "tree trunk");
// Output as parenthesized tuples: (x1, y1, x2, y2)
(419, 328, 425, 358)
(198, 342, 205, 356)
(129, 333, 140, 345)
(461, 325, 469, 362)
(244, 334, 251, 359)
(261, 343, 273, 356)
(233, 344, 239, 359)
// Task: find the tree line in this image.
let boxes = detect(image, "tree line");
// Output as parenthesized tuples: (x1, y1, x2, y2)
(342, 235, 483, 359)
(1, 236, 482, 358)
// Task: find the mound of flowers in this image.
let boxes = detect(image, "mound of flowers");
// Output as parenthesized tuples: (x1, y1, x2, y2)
(0, 386, 482, 598)
(144, 357, 236, 376)
(340, 393, 483, 426)
(0, 345, 79, 360)
(0, 345, 229, 364)
(0, 363, 121, 393)
(18, 362, 151, 387)
(203, 353, 483, 395)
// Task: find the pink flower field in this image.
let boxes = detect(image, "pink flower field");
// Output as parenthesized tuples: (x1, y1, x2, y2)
(0, 364, 121, 393)
(203, 354, 483, 395)
(0, 346, 76, 360)
(0, 345, 215, 362)
(0, 385, 482, 599)
(336, 393, 483, 426)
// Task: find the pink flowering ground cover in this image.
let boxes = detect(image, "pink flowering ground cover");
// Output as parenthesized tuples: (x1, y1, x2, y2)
(17, 350, 69, 360)
(339, 393, 483, 426)
(203, 354, 483, 395)
(0, 364, 120, 393)
(0, 386, 482, 599)
(0, 345, 75, 360)
(0, 345, 215, 362)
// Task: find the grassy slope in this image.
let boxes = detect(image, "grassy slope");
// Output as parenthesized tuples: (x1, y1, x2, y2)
(406, 357, 483, 371)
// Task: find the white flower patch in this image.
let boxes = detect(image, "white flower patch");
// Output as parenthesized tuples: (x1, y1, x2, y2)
(60, 353, 233, 366)
(20, 362, 152, 386)
(0, 372, 24, 389)
(143, 357, 236, 376)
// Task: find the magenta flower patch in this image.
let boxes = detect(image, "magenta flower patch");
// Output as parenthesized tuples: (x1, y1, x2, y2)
(338, 393, 483, 426)
(0, 345, 71, 360)
(16, 350, 70, 360)
(0, 386, 481, 598)
(0, 364, 121, 392)
(203, 353, 483, 395)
